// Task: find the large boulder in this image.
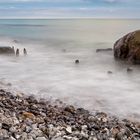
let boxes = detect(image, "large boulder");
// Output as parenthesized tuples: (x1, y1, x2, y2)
(0, 46, 15, 55)
(114, 30, 140, 64)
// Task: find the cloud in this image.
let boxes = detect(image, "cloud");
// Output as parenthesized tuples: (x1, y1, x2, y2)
(104, 0, 116, 2)
(0, 0, 81, 2)
(0, 0, 43, 2)
(0, 7, 139, 19)
(103, 0, 140, 3)
(0, 0, 139, 18)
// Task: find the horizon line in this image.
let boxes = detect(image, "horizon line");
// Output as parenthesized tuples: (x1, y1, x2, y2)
(0, 17, 140, 20)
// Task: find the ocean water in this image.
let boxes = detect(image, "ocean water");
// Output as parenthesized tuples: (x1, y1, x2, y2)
(0, 19, 140, 120)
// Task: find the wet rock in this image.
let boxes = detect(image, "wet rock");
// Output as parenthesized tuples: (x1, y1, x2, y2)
(0, 46, 15, 55)
(96, 48, 113, 52)
(127, 67, 133, 72)
(114, 30, 140, 64)
(76, 108, 89, 115)
(107, 71, 113, 74)
(75, 60, 79, 64)
(64, 105, 76, 114)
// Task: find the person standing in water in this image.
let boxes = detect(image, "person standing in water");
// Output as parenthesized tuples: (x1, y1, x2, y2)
(16, 49, 19, 56)
(23, 48, 27, 56)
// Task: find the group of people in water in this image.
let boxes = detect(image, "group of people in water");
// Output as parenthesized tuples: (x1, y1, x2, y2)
(15, 48, 27, 56)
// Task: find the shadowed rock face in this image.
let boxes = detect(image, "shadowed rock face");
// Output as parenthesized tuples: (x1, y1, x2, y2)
(0, 46, 15, 55)
(114, 30, 140, 64)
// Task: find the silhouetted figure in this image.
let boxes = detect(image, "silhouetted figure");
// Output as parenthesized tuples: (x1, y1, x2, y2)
(23, 48, 27, 56)
(127, 67, 133, 72)
(75, 59, 79, 64)
(16, 49, 19, 56)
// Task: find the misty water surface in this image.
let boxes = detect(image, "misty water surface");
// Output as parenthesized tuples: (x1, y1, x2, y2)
(0, 19, 140, 120)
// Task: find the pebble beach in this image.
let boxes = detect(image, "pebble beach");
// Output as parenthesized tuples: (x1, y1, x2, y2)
(0, 89, 140, 140)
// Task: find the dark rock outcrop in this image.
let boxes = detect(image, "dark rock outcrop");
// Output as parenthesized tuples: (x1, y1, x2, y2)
(0, 46, 15, 55)
(114, 30, 140, 64)
(96, 48, 112, 52)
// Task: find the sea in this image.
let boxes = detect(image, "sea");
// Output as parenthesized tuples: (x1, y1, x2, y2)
(0, 19, 140, 120)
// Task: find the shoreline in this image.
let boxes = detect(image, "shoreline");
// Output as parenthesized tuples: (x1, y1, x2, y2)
(0, 89, 140, 139)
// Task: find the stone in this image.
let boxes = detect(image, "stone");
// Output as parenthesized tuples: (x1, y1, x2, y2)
(22, 112, 35, 120)
(25, 125, 32, 133)
(114, 30, 140, 64)
(76, 108, 89, 115)
(102, 117, 108, 123)
(30, 128, 43, 137)
(0, 89, 140, 140)
(65, 126, 72, 134)
(88, 116, 96, 122)
(1, 123, 11, 130)
(64, 105, 75, 114)
(9, 126, 17, 133)
(0, 129, 9, 138)
(15, 134, 21, 139)
(20, 132, 28, 140)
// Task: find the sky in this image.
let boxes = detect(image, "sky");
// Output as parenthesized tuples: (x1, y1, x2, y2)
(0, 0, 140, 18)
